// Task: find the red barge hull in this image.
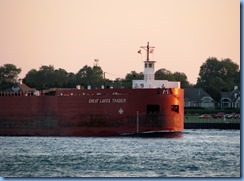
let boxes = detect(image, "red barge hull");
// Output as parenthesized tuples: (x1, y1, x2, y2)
(0, 88, 184, 136)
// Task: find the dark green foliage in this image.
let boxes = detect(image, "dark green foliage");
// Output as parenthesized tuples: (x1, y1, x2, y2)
(155, 68, 192, 88)
(196, 57, 240, 101)
(125, 71, 144, 80)
(66, 72, 77, 88)
(24, 65, 74, 90)
(24, 64, 104, 90)
(0, 64, 21, 91)
(118, 71, 144, 88)
(76, 65, 104, 89)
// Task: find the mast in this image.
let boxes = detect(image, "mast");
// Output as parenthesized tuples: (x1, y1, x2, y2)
(139, 42, 156, 84)
(140, 42, 155, 61)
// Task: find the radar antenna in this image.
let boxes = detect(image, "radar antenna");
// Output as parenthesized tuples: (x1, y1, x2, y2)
(94, 59, 99, 66)
(140, 42, 155, 61)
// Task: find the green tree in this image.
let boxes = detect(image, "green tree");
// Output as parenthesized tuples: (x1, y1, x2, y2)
(39, 65, 55, 89)
(91, 66, 104, 88)
(155, 68, 191, 88)
(123, 71, 143, 88)
(172, 72, 191, 88)
(196, 57, 240, 101)
(76, 65, 92, 87)
(155, 68, 172, 80)
(66, 72, 77, 88)
(24, 64, 105, 90)
(24, 65, 71, 89)
(76, 65, 104, 89)
(0, 64, 21, 90)
(53, 68, 69, 88)
(24, 65, 56, 90)
(197, 57, 220, 87)
(23, 69, 39, 89)
(125, 71, 143, 80)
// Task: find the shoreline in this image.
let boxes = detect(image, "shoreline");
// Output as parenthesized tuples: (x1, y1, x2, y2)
(184, 122, 240, 129)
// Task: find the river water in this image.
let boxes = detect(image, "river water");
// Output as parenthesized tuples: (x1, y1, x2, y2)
(0, 129, 240, 178)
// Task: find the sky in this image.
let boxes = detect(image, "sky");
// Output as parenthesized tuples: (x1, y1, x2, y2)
(0, 0, 240, 84)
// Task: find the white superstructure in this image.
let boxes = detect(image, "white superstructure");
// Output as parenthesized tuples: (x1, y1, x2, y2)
(133, 42, 180, 89)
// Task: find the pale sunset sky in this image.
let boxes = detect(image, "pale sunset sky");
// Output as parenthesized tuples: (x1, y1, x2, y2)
(0, 0, 240, 84)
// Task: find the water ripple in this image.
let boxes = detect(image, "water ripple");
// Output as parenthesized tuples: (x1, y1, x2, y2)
(0, 130, 240, 177)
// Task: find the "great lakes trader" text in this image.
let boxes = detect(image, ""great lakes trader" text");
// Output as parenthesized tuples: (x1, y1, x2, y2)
(88, 98, 126, 104)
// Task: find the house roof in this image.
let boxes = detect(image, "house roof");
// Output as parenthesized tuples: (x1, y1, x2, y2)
(9, 83, 36, 92)
(184, 88, 212, 101)
(14, 83, 36, 92)
(221, 88, 240, 102)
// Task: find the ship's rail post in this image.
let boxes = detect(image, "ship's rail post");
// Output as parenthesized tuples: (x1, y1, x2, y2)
(137, 111, 139, 134)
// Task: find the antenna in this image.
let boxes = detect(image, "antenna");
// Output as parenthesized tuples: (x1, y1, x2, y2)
(140, 42, 155, 61)
(94, 59, 99, 66)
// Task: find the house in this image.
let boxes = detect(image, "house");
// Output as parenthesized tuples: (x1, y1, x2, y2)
(0, 79, 37, 96)
(11, 79, 36, 93)
(220, 86, 240, 109)
(184, 88, 215, 109)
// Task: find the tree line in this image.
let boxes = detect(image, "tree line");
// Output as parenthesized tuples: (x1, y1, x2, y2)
(0, 57, 240, 101)
(23, 65, 105, 90)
